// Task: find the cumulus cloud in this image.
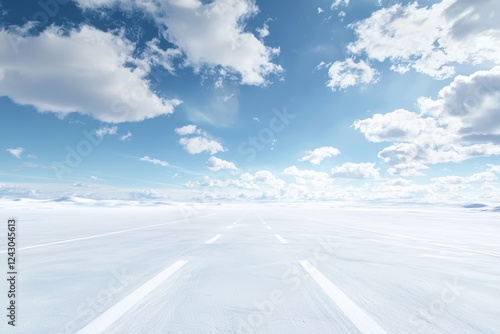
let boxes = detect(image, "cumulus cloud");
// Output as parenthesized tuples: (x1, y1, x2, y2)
(353, 67, 500, 176)
(256, 23, 270, 39)
(330, 0, 350, 10)
(74, 0, 283, 86)
(331, 162, 380, 179)
(206, 156, 238, 172)
(120, 131, 132, 141)
(326, 59, 378, 91)
(6, 147, 24, 158)
(299, 146, 341, 165)
(139, 156, 169, 167)
(179, 136, 225, 155)
(95, 125, 118, 138)
(0, 25, 182, 122)
(347, 0, 500, 79)
(283, 165, 332, 186)
(354, 67, 500, 175)
(129, 189, 163, 199)
(175, 124, 201, 136)
(175, 124, 225, 155)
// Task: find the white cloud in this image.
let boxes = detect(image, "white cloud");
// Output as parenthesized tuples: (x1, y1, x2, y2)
(299, 146, 341, 165)
(283, 165, 332, 186)
(253, 170, 286, 189)
(175, 124, 200, 136)
(120, 131, 132, 141)
(354, 67, 500, 175)
(95, 125, 118, 138)
(75, 0, 283, 86)
(330, 0, 349, 10)
(139, 156, 169, 167)
(0, 25, 182, 122)
(129, 189, 163, 199)
(176, 124, 225, 155)
(317, 7, 324, 14)
(326, 59, 378, 91)
(256, 24, 269, 39)
(331, 162, 380, 179)
(179, 136, 225, 155)
(206, 156, 238, 172)
(347, 0, 500, 79)
(6, 147, 24, 158)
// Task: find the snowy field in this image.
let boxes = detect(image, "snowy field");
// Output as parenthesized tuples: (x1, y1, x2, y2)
(0, 199, 499, 334)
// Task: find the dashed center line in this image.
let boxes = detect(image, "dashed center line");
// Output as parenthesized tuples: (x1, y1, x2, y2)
(266, 226, 272, 230)
(299, 261, 387, 334)
(274, 234, 288, 244)
(206, 234, 222, 244)
(226, 225, 233, 229)
(77, 260, 187, 334)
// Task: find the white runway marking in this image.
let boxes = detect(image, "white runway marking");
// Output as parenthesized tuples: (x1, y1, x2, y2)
(262, 221, 267, 224)
(0, 214, 220, 253)
(206, 234, 222, 244)
(77, 260, 187, 334)
(274, 234, 288, 244)
(299, 261, 387, 334)
(266, 226, 272, 230)
(226, 225, 233, 229)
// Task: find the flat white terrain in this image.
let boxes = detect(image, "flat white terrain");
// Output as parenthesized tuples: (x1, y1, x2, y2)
(0, 200, 499, 333)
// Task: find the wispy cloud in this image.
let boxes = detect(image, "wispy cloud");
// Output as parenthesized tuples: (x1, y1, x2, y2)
(139, 156, 169, 167)
(6, 147, 24, 158)
(299, 146, 341, 165)
(120, 131, 132, 141)
(95, 125, 118, 138)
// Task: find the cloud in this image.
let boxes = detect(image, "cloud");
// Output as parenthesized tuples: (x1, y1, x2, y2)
(330, 0, 349, 10)
(95, 125, 118, 138)
(179, 136, 225, 155)
(283, 165, 332, 186)
(206, 156, 238, 172)
(326, 59, 378, 91)
(6, 147, 24, 158)
(0, 25, 182, 122)
(129, 189, 163, 199)
(120, 131, 132, 141)
(256, 23, 269, 39)
(75, 0, 283, 86)
(347, 0, 500, 79)
(139, 156, 169, 167)
(252, 170, 286, 189)
(299, 146, 341, 165)
(354, 67, 500, 175)
(317, 7, 324, 14)
(175, 124, 201, 136)
(331, 162, 380, 179)
(0, 183, 37, 197)
(73, 182, 90, 188)
(176, 124, 225, 154)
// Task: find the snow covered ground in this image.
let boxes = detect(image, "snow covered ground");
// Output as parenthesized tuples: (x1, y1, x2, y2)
(0, 200, 499, 333)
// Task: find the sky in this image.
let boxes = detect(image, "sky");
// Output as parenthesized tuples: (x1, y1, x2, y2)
(0, 0, 499, 204)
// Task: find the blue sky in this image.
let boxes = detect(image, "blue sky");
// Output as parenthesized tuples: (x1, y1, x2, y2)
(1, 0, 499, 203)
